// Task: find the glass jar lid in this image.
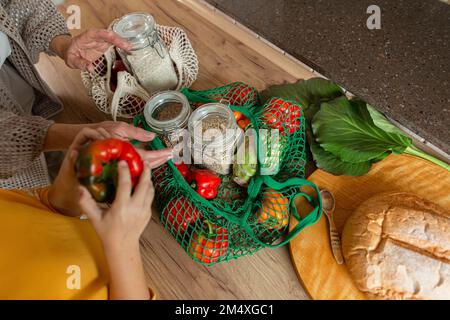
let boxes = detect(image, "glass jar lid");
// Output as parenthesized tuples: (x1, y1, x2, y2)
(112, 13, 157, 50)
(144, 91, 191, 134)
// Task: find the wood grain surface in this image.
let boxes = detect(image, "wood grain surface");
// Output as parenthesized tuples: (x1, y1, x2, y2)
(35, 0, 316, 299)
(289, 154, 450, 300)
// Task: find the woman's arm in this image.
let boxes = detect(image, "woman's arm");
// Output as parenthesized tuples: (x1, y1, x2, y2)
(44, 123, 89, 152)
(10, 1, 128, 66)
(78, 161, 154, 300)
(20, 0, 70, 63)
(78, 155, 157, 300)
(0, 111, 54, 179)
(103, 241, 150, 300)
(43, 121, 157, 152)
(48, 34, 72, 61)
(0, 110, 161, 179)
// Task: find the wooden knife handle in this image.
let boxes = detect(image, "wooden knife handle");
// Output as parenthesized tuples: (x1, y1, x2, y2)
(325, 211, 344, 265)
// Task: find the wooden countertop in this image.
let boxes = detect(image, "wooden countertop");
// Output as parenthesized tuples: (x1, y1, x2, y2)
(36, 0, 315, 299)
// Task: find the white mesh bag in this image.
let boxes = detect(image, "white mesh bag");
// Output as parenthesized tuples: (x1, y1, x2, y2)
(81, 25, 199, 121)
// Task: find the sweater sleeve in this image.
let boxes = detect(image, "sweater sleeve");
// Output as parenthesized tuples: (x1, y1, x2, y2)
(0, 110, 53, 179)
(21, 0, 70, 62)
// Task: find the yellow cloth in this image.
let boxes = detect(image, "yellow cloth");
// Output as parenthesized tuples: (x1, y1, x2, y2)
(0, 188, 109, 300)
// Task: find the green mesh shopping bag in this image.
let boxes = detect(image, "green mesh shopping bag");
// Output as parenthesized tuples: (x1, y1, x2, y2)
(134, 82, 322, 266)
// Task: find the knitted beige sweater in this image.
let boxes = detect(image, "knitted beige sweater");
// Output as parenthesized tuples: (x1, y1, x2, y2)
(0, 0, 69, 179)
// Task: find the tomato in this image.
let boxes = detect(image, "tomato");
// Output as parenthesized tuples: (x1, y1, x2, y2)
(262, 98, 302, 135)
(233, 111, 244, 122)
(238, 118, 251, 130)
(233, 111, 251, 130)
(223, 82, 259, 106)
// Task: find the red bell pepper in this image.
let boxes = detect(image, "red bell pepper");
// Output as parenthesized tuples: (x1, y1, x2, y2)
(163, 197, 201, 235)
(110, 58, 128, 92)
(174, 162, 190, 180)
(189, 220, 229, 264)
(189, 169, 221, 200)
(76, 138, 143, 203)
(262, 98, 302, 136)
(223, 82, 259, 106)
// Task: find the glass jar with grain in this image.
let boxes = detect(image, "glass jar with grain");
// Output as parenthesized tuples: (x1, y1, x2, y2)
(112, 13, 178, 95)
(144, 91, 191, 147)
(189, 103, 244, 175)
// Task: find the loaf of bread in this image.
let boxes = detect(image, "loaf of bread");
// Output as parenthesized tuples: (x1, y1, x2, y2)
(342, 192, 450, 300)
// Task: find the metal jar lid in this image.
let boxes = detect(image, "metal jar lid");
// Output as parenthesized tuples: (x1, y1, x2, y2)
(144, 91, 191, 135)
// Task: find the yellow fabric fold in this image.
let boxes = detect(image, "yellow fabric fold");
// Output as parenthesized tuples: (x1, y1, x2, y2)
(0, 188, 109, 300)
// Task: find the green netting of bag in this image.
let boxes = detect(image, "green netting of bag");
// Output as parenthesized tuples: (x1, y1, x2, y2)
(133, 82, 322, 266)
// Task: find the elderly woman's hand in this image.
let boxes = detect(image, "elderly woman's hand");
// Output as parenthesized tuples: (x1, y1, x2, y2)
(48, 126, 173, 217)
(50, 29, 132, 72)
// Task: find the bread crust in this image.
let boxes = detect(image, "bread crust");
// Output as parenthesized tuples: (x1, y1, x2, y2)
(342, 192, 450, 300)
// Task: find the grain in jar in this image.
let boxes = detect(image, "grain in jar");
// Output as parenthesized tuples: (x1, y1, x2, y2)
(189, 103, 243, 175)
(144, 91, 191, 148)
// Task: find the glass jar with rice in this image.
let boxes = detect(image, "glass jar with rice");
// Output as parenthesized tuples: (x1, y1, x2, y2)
(112, 13, 178, 95)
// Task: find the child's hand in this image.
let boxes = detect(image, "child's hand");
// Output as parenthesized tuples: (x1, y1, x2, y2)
(78, 160, 154, 249)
